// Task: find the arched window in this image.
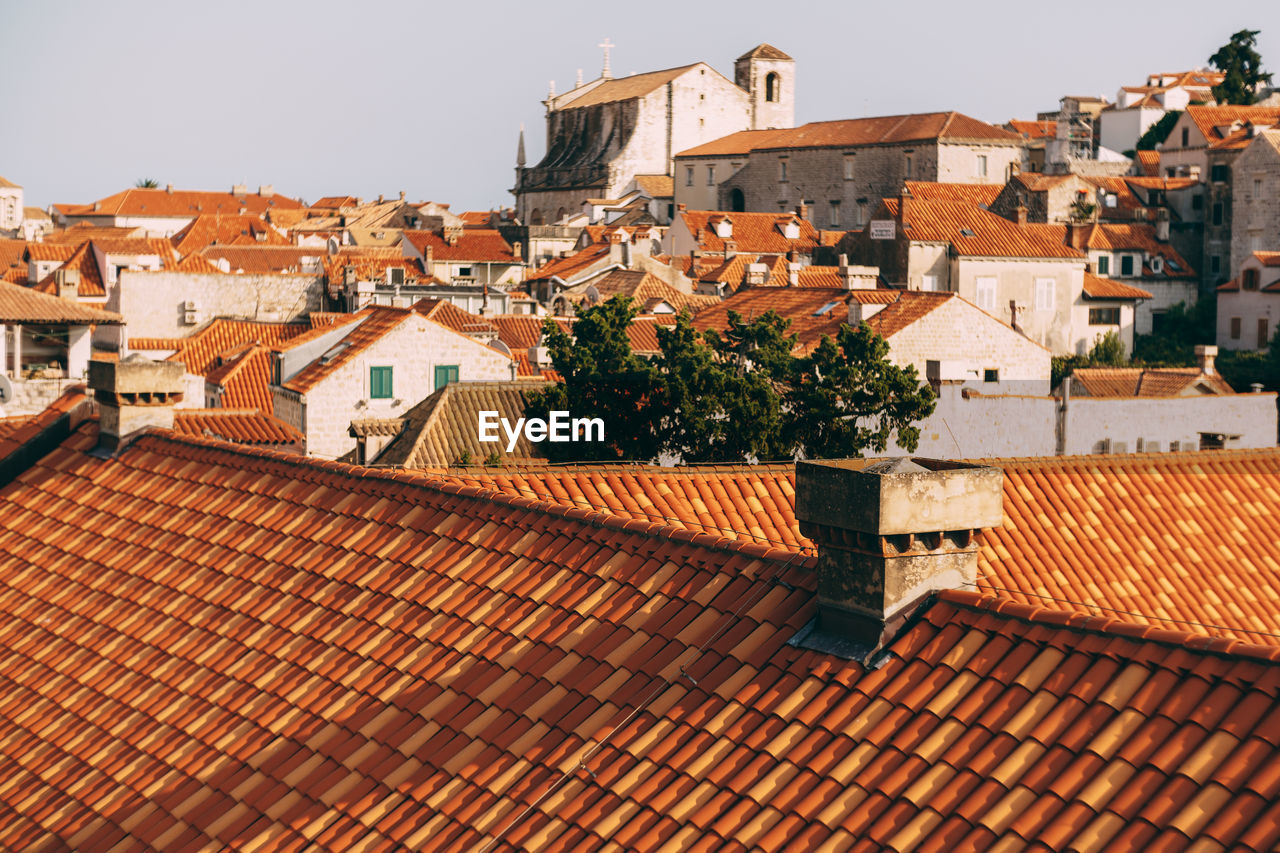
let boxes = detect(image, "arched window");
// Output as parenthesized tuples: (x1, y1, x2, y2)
(555, 207, 567, 223)
(730, 188, 745, 212)
(529, 209, 544, 225)
(765, 72, 780, 103)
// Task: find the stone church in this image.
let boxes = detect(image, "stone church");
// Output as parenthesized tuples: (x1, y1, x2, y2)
(513, 44, 794, 226)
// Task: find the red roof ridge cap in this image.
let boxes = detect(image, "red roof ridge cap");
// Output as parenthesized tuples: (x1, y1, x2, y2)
(936, 589, 1280, 662)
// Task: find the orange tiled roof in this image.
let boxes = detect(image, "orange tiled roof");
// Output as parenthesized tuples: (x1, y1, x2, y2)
(1, 268, 26, 285)
(1082, 272, 1154, 299)
(1006, 119, 1057, 140)
(170, 214, 290, 255)
(677, 112, 1018, 158)
(133, 319, 312, 376)
(203, 343, 279, 413)
(632, 174, 674, 198)
(403, 228, 519, 263)
(172, 408, 303, 446)
(199, 245, 323, 274)
(412, 299, 499, 336)
(1135, 150, 1161, 176)
(309, 195, 360, 209)
(282, 307, 414, 393)
(0, 280, 122, 325)
(680, 210, 821, 255)
(693, 287, 904, 355)
(321, 252, 435, 286)
(372, 380, 553, 467)
(171, 253, 224, 273)
(0, 238, 26, 272)
(1073, 223, 1196, 277)
(903, 181, 1003, 207)
(1182, 105, 1280, 149)
(444, 449, 1280, 643)
(554, 64, 698, 109)
(23, 242, 77, 263)
(492, 314, 571, 350)
(564, 269, 719, 313)
(886, 197, 1086, 259)
(54, 187, 303, 218)
(39, 224, 144, 244)
(0, 414, 1279, 848)
(1070, 366, 1235, 397)
(531, 243, 614, 283)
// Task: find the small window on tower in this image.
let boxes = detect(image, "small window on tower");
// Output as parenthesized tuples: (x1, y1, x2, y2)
(765, 72, 779, 102)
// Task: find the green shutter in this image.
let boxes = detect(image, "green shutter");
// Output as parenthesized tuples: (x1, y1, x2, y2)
(434, 365, 459, 390)
(370, 366, 393, 399)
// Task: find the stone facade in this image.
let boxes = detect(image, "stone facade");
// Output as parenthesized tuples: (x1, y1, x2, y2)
(711, 138, 1020, 225)
(515, 46, 794, 225)
(273, 314, 515, 460)
(1229, 131, 1280, 280)
(0, 179, 22, 234)
(1217, 253, 1280, 351)
(112, 271, 323, 345)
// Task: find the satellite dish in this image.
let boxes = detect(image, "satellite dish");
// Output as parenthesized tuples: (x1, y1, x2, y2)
(327, 236, 340, 256)
(0, 374, 12, 405)
(488, 340, 513, 357)
(585, 284, 601, 305)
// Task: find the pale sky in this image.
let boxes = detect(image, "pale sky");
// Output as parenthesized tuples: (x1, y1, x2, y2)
(3, 1, 1276, 212)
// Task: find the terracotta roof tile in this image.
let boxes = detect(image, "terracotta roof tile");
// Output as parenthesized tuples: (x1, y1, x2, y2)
(1082, 273, 1154, 300)
(528, 244, 612, 284)
(676, 112, 1018, 158)
(403, 229, 518, 263)
(131, 319, 311, 376)
(371, 381, 553, 467)
(199, 245, 325, 275)
(886, 198, 1085, 260)
(281, 307, 413, 393)
(1135, 150, 1161, 176)
(1007, 120, 1058, 140)
(0, 280, 122, 325)
(172, 409, 303, 447)
(563, 269, 718, 314)
(632, 175, 674, 198)
(903, 181, 1003, 207)
(170, 215, 290, 255)
(29, 242, 105, 297)
(679, 211, 821, 255)
(555, 65, 699, 110)
(1183, 106, 1280, 150)
(55, 188, 303, 219)
(1069, 366, 1235, 397)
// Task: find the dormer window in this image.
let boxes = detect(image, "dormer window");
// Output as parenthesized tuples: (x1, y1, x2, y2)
(1150, 256, 1164, 275)
(1243, 269, 1260, 291)
(386, 267, 405, 286)
(713, 217, 733, 239)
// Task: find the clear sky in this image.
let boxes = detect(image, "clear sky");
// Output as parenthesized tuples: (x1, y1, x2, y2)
(3, 1, 1276, 212)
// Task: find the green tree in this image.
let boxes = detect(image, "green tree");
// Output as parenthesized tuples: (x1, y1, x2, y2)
(1131, 299, 1217, 365)
(787, 323, 936, 457)
(654, 314, 789, 463)
(524, 297, 662, 462)
(1210, 29, 1273, 105)
(1051, 332, 1131, 387)
(1134, 110, 1182, 150)
(135, 178, 160, 188)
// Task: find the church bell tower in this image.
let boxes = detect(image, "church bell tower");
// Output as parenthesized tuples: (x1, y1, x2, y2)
(734, 44, 795, 130)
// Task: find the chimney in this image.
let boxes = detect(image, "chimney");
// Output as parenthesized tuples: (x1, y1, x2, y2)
(676, 203, 687, 213)
(258, 185, 274, 197)
(166, 184, 174, 195)
(1195, 344, 1217, 375)
(796, 202, 809, 221)
(1155, 208, 1170, 242)
(795, 457, 1004, 647)
(399, 190, 406, 201)
(1014, 204, 1027, 226)
(88, 356, 185, 452)
(232, 184, 247, 196)
(55, 267, 80, 300)
(607, 230, 629, 265)
(512, 241, 524, 261)
(838, 255, 878, 290)
(848, 297, 887, 325)
(745, 263, 768, 287)
(788, 262, 801, 287)
(1066, 222, 1088, 250)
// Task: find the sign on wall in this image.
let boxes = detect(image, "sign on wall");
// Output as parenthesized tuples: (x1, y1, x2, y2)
(869, 220, 895, 240)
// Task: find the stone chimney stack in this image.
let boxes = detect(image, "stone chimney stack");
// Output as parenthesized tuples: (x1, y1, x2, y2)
(1156, 208, 1171, 242)
(795, 457, 1004, 647)
(838, 255, 878, 290)
(88, 356, 185, 452)
(1014, 204, 1028, 226)
(1195, 344, 1218, 375)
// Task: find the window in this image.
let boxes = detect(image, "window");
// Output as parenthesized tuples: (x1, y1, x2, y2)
(1210, 164, 1228, 183)
(1104, 193, 1117, 208)
(921, 274, 938, 292)
(1096, 254, 1110, 275)
(1211, 255, 1221, 274)
(983, 369, 999, 383)
(828, 201, 840, 227)
(1192, 194, 1203, 210)
(765, 72, 780, 102)
(843, 156, 855, 180)
(976, 154, 988, 178)
(1120, 255, 1135, 276)
(856, 200, 867, 228)
(433, 364, 459, 390)
(685, 167, 694, 187)
(706, 165, 715, 185)
(1260, 319, 1271, 349)
(1254, 178, 1263, 198)
(975, 276, 997, 311)
(779, 159, 788, 182)
(904, 155, 913, 178)
(1243, 269, 1260, 291)
(1181, 127, 1189, 147)
(1089, 307, 1121, 325)
(1230, 317, 1242, 339)
(369, 366, 393, 399)
(1035, 278, 1055, 312)
(458, 266, 472, 278)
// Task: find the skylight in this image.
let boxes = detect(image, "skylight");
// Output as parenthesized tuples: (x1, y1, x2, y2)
(814, 301, 840, 316)
(959, 228, 976, 237)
